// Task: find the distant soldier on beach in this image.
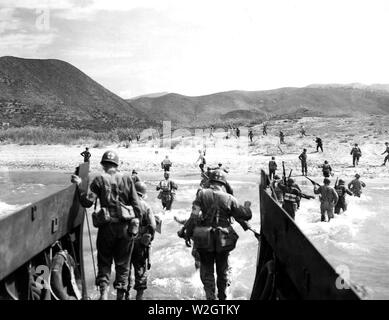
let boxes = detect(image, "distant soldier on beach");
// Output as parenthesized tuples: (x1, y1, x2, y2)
(248, 129, 254, 142)
(263, 123, 268, 135)
(196, 149, 207, 173)
(350, 143, 362, 167)
(161, 155, 172, 172)
(300, 126, 307, 137)
(268, 156, 277, 180)
(381, 142, 389, 166)
(298, 148, 308, 176)
(334, 179, 353, 214)
(320, 160, 333, 178)
(348, 174, 366, 197)
(80, 147, 91, 162)
(314, 178, 339, 222)
(316, 137, 323, 152)
(279, 131, 285, 144)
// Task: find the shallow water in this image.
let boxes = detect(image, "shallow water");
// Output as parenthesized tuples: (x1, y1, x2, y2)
(1, 170, 388, 299)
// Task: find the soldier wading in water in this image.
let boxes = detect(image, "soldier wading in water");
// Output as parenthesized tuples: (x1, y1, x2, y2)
(71, 150, 141, 300)
(184, 170, 252, 300)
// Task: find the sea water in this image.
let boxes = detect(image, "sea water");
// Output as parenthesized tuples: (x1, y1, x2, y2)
(1, 171, 388, 300)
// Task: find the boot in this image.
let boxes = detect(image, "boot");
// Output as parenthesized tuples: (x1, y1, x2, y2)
(116, 289, 126, 300)
(136, 289, 144, 300)
(98, 286, 108, 300)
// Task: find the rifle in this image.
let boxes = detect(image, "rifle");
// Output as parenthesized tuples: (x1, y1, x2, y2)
(334, 177, 339, 188)
(282, 161, 286, 184)
(288, 169, 293, 178)
(304, 176, 320, 186)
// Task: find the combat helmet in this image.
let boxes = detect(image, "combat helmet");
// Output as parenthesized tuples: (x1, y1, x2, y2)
(101, 150, 119, 166)
(135, 182, 147, 197)
(209, 169, 227, 186)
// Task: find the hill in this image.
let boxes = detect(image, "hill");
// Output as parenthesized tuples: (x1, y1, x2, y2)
(0, 56, 153, 131)
(128, 86, 389, 127)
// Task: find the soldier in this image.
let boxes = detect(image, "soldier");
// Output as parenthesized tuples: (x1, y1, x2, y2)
(300, 126, 307, 137)
(316, 137, 323, 152)
(71, 150, 141, 300)
(268, 156, 277, 180)
(263, 123, 268, 135)
(314, 178, 339, 222)
(131, 169, 140, 183)
(80, 147, 91, 163)
(156, 172, 178, 211)
(161, 155, 172, 172)
(185, 170, 252, 300)
(236, 127, 240, 138)
(270, 175, 283, 204)
(381, 142, 389, 166)
(279, 131, 285, 144)
(278, 178, 313, 219)
(348, 174, 366, 197)
(350, 143, 362, 167)
(320, 160, 333, 178)
(298, 148, 308, 176)
(334, 179, 353, 214)
(248, 129, 254, 142)
(196, 149, 207, 173)
(126, 182, 156, 300)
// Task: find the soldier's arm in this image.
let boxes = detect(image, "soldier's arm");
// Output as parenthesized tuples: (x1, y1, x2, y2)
(313, 186, 321, 195)
(156, 182, 161, 191)
(230, 197, 252, 222)
(146, 205, 157, 232)
(361, 181, 366, 187)
(171, 181, 178, 190)
(332, 189, 339, 203)
(346, 188, 353, 195)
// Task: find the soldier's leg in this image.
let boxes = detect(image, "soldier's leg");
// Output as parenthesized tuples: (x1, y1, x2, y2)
(199, 251, 216, 300)
(320, 205, 326, 222)
(192, 248, 201, 270)
(215, 252, 230, 300)
(112, 223, 132, 291)
(328, 205, 334, 221)
(96, 224, 115, 289)
(334, 202, 341, 214)
(132, 243, 148, 293)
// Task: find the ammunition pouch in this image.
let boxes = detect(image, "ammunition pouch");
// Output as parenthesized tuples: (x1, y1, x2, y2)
(92, 208, 111, 228)
(193, 226, 213, 251)
(215, 226, 239, 253)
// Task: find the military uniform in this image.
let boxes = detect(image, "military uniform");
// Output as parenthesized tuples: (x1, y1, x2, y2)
(187, 178, 252, 300)
(314, 184, 339, 222)
(298, 151, 308, 176)
(127, 197, 156, 297)
(350, 146, 362, 166)
(316, 138, 323, 152)
(334, 182, 352, 214)
(268, 160, 277, 180)
(78, 170, 141, 292)
(156, 177, 178, 210)
(80, 150, 91, 162)
(321, 163, 332, 178)
(348, 177, 366, 197)
(278, 182, 301, 219)
(382, 145, 389, 165)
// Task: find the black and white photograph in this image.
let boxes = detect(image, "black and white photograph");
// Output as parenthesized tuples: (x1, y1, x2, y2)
(0, 0, 388, 308)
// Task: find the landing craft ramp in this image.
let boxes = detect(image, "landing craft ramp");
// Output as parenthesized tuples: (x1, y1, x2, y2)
(250, 170, 360, 300)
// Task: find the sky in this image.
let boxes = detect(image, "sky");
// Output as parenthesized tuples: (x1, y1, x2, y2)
(1, 0, 389, 98)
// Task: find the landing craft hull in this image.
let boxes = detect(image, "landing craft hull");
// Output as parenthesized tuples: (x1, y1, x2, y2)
(0, 163, 89, 300)
(250, 170, 360, 300)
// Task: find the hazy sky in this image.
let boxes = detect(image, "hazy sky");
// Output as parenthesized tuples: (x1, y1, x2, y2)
(1, 0, 389, 98)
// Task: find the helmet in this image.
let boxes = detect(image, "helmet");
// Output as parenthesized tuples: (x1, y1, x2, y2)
(338, 179, 345, 185)
(132, 169, 138, 174)
(287, 178, 294, 186)
(164, 172, 170, 178)
(386, 142, 389, 145)
(303, 148, 307, 152)
(218, 163, 222, 166)
(323, 178, 331, 185)
(135, 181, 147, 197)
(324, 160, 328, 164)
(355, 173, 360, 178)
(209, 170, 227, 186)
(101, 150, 119, 166)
